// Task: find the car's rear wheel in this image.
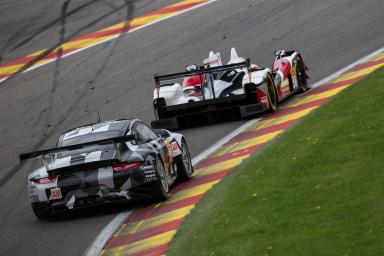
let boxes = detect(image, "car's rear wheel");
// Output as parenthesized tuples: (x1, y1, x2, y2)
(266, 74, 278, 112)
(176, 140, 193, 182)
(148, 157, 170, 202)
(153, 98, 167, 120)
(31, 202, 52, 220)
(296, 56, 308, 93)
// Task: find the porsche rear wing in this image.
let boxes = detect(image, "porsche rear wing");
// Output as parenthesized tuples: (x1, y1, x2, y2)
(19, 135, 135, 161)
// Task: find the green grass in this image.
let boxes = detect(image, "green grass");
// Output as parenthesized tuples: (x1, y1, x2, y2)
(168, 66, 384, 256)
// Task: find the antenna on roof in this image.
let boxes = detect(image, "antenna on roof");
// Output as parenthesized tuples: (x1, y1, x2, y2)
(85, 101, 93, 125)
(97, 112, 102, 123)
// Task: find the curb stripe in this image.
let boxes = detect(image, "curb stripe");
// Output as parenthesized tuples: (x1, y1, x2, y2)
(75, 1, 204, 42)
(130, 244, 169, 256)
(121, 195, 203, 225)
(194, 143, 266, 169)
(165, 180, 220, 204)
(172, 168, 233, 193)
(247, 108, 317, 135)
(109, 218, 183, 249)
(215, 130, 283, 156)
(283, 96, 330, 111)
(106, 230, 177, 255)
(225, 119, 297, 145)
(117, 206, 195, 238)
(115, 170, 231, 231)
(0, 47, 79, 68)
(265, 98, 328, 120)
(193, 155, 249, 174)
(304, 77, 361, 96)
(334, 62, 384, 82)
(120, 168, 232, 225)
(348, 57, 384, 72)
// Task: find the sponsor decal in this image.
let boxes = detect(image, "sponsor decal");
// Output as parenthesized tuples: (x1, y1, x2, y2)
(171, 142, 182, 155)
(261, 96, 268, 103)
(142, 165, 155, 170)
(49, 187, 63, 200)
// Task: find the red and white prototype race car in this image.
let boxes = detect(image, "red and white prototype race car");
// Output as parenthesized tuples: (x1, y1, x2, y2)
(151, 48, 309, 129)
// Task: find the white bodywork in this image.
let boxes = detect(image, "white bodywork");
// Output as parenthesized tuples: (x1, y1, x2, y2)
(153, 84, 202, 106)
(204, 51, 222, 67)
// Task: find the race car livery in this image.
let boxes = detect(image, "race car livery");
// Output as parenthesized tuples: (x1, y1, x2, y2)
(271, 49, 310, 100)
(151, 48, 309, 129)
(20, 119, 193, 220)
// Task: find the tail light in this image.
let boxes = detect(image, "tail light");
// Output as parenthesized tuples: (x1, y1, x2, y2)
(112, 162, 141, 172)
(32, 175, 58, 184)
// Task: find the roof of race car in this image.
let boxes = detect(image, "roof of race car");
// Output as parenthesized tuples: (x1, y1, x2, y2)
(58, 119, 134, 146)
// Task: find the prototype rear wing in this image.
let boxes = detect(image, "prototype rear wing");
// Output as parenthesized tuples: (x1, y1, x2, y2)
(154, 59, 251, 88)
(19, 135, 135, 161)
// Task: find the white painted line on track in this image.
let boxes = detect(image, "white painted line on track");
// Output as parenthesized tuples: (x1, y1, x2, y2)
(83, 210, 131, 256)
(84, 46, 384, 256)
(0, 0, 218, 84)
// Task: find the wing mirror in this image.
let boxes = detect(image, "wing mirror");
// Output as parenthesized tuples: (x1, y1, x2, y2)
(159, 129, 171, 138)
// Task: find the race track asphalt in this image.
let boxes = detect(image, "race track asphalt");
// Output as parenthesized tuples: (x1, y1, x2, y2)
(0, 0, 383, 255)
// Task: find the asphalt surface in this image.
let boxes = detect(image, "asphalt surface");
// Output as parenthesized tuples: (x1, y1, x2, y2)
(0, 0, 383, 255)
(0, 0, 181, 63)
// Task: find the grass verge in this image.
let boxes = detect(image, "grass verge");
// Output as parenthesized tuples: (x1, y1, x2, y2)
(168, 66, 384, 256)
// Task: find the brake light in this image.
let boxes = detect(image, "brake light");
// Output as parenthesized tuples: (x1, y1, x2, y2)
(112, 162, 141, 172)
(32, 175, 58, 184)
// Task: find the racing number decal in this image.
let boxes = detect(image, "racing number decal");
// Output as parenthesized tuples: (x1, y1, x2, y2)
(50, 188, 63, 200)
(166, 140, 181, 165)
(166, 143, 174, 165)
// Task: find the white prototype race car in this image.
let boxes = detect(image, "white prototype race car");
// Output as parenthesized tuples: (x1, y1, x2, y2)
(151, 48, 309, 129)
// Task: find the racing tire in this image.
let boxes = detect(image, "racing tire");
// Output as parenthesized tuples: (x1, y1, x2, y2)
(31, 202, 52, 220)
(148, 157, 170, 202)
(176, 140, 193, 182)
(153, 98, 167, 120)
(296, 56, 308, 93)
(266, 74, 278, 113)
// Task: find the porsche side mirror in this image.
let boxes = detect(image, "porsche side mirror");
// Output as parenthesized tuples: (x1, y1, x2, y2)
(159, 129, 171, 138)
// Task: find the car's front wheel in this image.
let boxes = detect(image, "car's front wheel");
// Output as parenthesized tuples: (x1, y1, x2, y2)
(266, 74, 278, 113)
(148, 158, 170, 202)
(296, 56, 308, 93)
